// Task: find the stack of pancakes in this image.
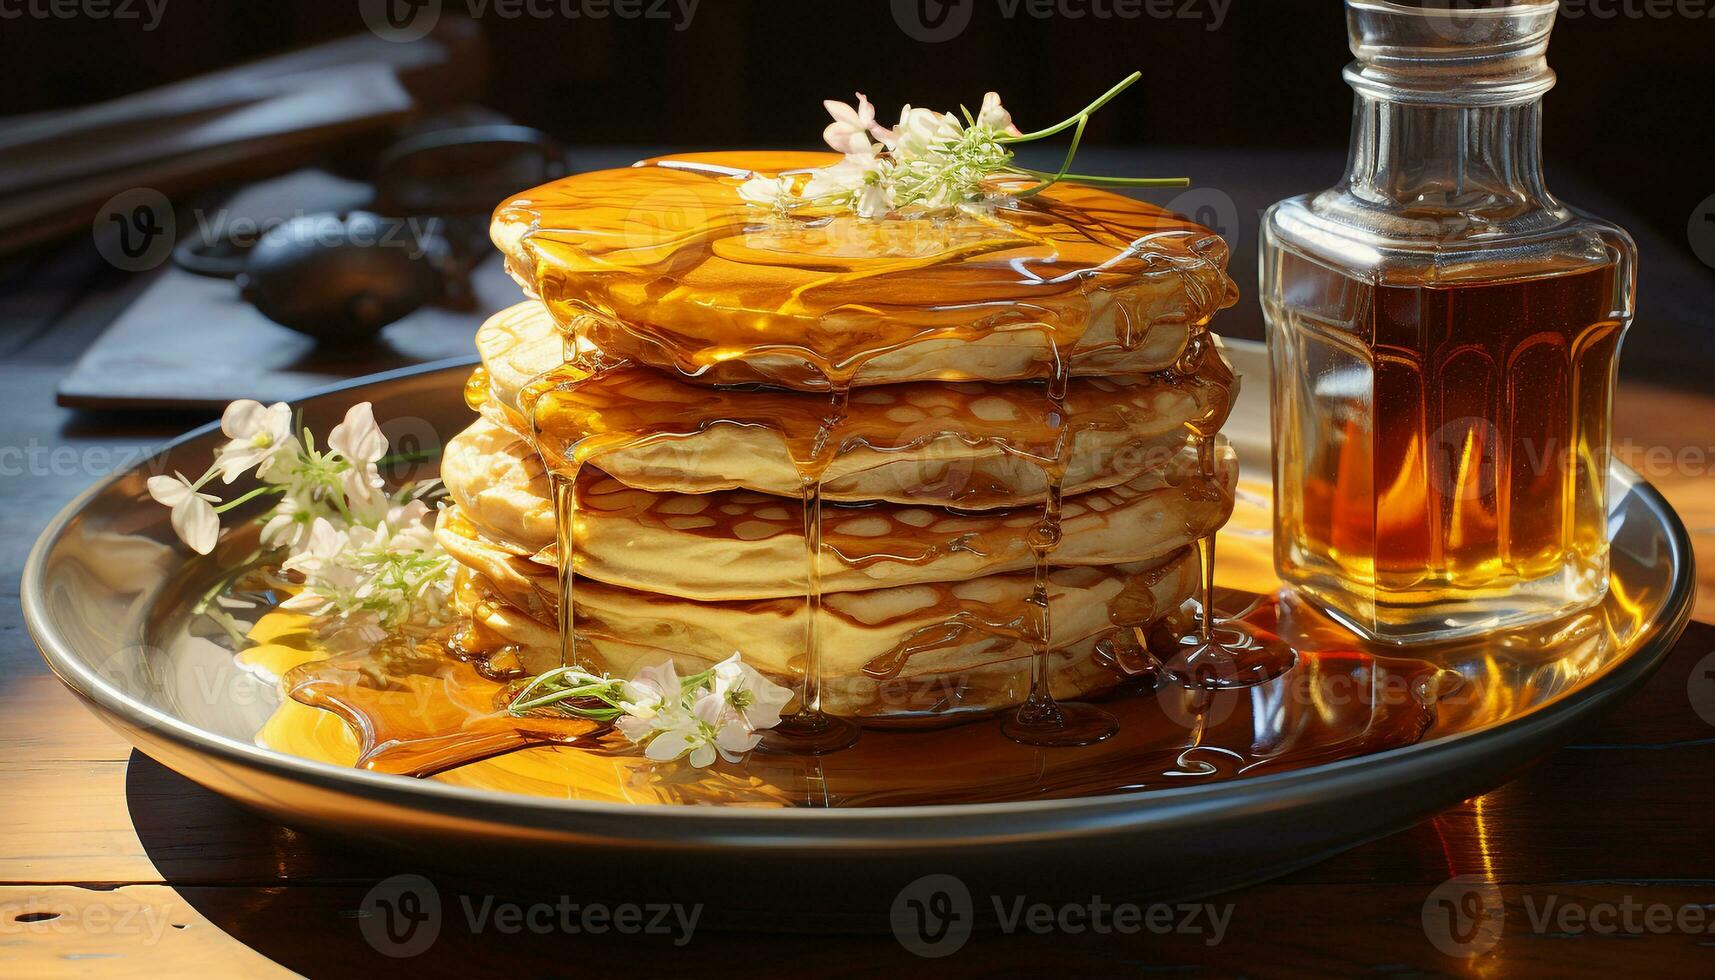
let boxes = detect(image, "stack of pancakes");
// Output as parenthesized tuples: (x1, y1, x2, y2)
(438, 152, 1241, 725)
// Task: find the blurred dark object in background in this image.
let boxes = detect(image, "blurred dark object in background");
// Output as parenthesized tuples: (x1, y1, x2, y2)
(1, 0, 1710, 401)
(0, 16, 487, 255)
(3, 0, 1710, 283)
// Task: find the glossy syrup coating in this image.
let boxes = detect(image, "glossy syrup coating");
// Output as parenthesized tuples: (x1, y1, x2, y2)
(493, 151, 1239, 389)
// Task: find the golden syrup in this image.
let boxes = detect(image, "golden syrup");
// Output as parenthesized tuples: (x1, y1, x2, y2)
(493, 151, 1237, 392)
(269, 589, 1447, 797)
(282, 627, 603, 777)
(1157, 332, 1297, 689)
(1269, 257, 1626, 639)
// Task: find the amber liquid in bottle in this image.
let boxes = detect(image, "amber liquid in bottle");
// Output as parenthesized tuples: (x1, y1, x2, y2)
(1264, 0, 1635, 643)
(1269, 254, 1625, 638)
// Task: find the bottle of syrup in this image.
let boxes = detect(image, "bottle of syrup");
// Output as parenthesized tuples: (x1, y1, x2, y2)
(1261, 0, 1636, 644)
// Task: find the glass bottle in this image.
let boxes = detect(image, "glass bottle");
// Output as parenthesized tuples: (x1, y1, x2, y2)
(1260, 0, 1636, 644)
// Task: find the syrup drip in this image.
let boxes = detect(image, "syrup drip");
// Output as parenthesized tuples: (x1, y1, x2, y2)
(550, 473, 582, 668)
(998, 345, 1120, 746)
(763, 386, 861, 753)
(1160, 333, 1297, 689)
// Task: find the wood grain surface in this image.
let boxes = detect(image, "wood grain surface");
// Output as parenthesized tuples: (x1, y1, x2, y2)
(3, 159, 1712, 978)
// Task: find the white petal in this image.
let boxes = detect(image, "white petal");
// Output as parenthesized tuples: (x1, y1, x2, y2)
(146, 474, 192, 506)
(644, 728, 696, 762)
(279, 590, 326, 611)
(214, 444, 267, 484)
(329, 402, 386, 465)
(823, 99, 861, 127)
(631, 660, 681, 702)
(715, 720, 761, 755)
(220, 400, 269, 439)
(692, 692, 729, 727)
(173, 495, 221, 555)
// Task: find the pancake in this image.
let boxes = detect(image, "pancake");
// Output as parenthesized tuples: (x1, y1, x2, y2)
(491, 151, 1238, 389)
(442, 416, 1237, 601)
(439, 509, 1197, 723)
(472, 301, 1235, 509)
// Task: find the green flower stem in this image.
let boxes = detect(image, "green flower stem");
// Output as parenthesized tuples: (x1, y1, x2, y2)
(1000, 71, 1142, 144)
(212, 485, 285, 514)
(1013, 114, 1089, 198)
(992, 71, 1186, 200)
(379, 448, 441, 467)
(1017, 170, 1190, 188)
(509, 666, 629, 716)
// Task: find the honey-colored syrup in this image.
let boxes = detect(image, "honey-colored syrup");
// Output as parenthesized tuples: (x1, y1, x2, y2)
(265, 588, 1449, 800)
(495, 152, 1237, 391)
(1269, 255, 1626, 638)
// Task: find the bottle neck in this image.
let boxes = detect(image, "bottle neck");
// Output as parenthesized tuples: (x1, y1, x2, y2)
(1341, 94, 1554, 219)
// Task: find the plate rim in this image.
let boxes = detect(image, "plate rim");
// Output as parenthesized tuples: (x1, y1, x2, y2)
(21, 346, 1699, 839)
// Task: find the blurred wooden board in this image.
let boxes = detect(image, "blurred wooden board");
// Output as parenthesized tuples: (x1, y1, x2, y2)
(56, 256, 514, 411)
(55, 168, 519, 411)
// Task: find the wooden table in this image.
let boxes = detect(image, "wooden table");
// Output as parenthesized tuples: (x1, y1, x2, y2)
(4, 168, 1714, 978)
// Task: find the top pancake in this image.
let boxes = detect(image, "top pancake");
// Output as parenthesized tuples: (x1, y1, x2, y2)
(492, 151, 1238, 389)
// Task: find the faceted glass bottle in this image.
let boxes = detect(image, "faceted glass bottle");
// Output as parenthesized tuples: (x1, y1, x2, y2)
(1260, 0, 1636, 644)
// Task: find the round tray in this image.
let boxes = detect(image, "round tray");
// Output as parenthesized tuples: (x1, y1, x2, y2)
(23, 342, 1695, 929)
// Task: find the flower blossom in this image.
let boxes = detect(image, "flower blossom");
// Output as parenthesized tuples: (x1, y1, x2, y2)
(146, 473, 220, 555)
(215, 400, 295, 483)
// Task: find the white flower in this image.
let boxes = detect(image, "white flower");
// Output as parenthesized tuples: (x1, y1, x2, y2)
(214, 400, 295, 483)
(736, 75, 1172, 221)
(608, 656, 782, 768)
(710, 652, 794, 731)
(738, 174, 793, 210)
(328, 402, 386, 511)
(801, 145, 892, 216)
(880, 106, 964, 160)
(279, 517, 347, 577)
(976, 91, 1022, 136)
(260, 492, 315, 551)
(822, 93, 879, 155)
(614, 659, 681, 741)
(637, 703, 707, 764)
(275, 506, 451, 638)
(146, 473, 220, 555)
(278, 518, 353, 614)
(645, 695, 760, 769)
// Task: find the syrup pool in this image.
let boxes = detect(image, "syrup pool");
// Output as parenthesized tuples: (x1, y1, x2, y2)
(247, 482, 1492, 806)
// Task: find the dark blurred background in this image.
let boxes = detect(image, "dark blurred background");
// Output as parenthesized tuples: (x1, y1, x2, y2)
(1, 0, 1711, 397)
(7, 1, 1711, 251)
